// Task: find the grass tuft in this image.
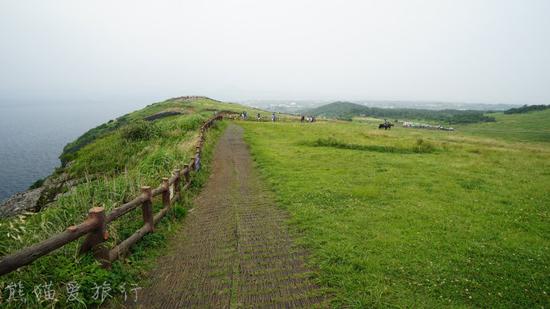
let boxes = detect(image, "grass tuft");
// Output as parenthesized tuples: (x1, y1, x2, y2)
(309, 137, 437, 154)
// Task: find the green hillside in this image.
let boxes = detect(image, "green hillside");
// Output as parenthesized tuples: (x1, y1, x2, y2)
(304, 102, 496, 124)
(59, 97, 265, 166)
(0, 97, 261, 307)
(459, 109, 550, 143)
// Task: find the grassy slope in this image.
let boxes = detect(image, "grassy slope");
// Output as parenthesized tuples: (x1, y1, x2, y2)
(458, 109, 550, 143)
(0, 97, 258, 307)
(241, 120, 550, 308)
(59, 97, 268, 164)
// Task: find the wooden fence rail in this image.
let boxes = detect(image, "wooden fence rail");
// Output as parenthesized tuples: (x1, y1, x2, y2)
(0, 114, 223, 276)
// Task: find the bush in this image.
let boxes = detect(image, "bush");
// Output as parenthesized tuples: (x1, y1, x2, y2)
(121, 121, 160, 141)
(28, 178, 45, 189)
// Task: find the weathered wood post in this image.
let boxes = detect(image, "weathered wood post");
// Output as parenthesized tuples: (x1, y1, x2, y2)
(141, 186, 154, 232)
(173, 169, 181, 201)
(194, 147, 201, 171)
(162, 177, 171, 208)
(189, 157, 196, 170)
(79, 207, 110, 267)
(183, 164, 190, 184)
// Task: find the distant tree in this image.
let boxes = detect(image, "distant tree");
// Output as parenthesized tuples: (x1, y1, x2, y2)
(305, 102, 496, 124)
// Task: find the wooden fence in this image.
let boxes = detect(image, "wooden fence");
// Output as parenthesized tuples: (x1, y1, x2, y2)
(0, 114, 223, 276)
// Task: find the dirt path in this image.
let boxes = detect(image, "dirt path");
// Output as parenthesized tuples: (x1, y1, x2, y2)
(134, 124, 325, 308)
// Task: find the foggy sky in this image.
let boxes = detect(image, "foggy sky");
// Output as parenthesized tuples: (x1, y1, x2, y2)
(1, 0, 549, 105)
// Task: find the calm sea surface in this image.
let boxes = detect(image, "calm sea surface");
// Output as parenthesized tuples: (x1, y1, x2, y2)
(0, 101, 146, 202)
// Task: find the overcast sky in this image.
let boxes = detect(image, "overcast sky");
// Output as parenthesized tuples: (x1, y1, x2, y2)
(1, 0, 549, 105)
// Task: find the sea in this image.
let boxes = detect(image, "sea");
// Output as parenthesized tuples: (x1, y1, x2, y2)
(0, 100, 147, 202)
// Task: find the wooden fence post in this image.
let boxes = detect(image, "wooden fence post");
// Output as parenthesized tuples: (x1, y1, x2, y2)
(141, 186, 154, 232)
(189, 157, 196, 170)
(183, 164, 190, 184)
(194, 150, 201, 171)
(173, 169, 181, 201)
(162, 177, 170, 209)
(79, 207, 110, 267)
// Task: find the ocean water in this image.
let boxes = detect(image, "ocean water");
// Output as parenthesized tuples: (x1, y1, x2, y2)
(0, 101, 145, 202)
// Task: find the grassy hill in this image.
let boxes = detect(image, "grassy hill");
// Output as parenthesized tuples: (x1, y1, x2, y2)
(0, 97, 264, 307)
(458, 109, 550, 143)
(304, 101, 496, 124)
(241, 118, 550, 307)
(59, 97, 266, 166)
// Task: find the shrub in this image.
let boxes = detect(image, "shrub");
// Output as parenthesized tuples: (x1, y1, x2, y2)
(28, 178, 45, 189)
(121, 121, 160, 141)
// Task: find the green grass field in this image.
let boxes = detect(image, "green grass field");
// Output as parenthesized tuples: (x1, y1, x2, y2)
(458, 109, 550, 143)
(240, 118, 550, 308)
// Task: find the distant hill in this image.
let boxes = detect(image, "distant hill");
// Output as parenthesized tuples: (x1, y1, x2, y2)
(303, 101, 496, 124)
(243, 99, 518, 113)
(504, 104, 550, 114)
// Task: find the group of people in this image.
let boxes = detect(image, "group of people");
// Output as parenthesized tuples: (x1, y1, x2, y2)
(240, 111, 277, 122)
(238, 111, 321, 123)
(300, 115, 316, 123)
(231, 112, 322, 123)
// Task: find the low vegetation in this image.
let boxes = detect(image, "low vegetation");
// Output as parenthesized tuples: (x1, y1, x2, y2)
(309, 137, 437, 154)
(241, 119, 549, 308)
(120, 120, 161, 141)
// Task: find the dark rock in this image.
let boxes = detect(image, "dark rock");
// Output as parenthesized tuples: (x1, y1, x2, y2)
(0, 188, 44, 218)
